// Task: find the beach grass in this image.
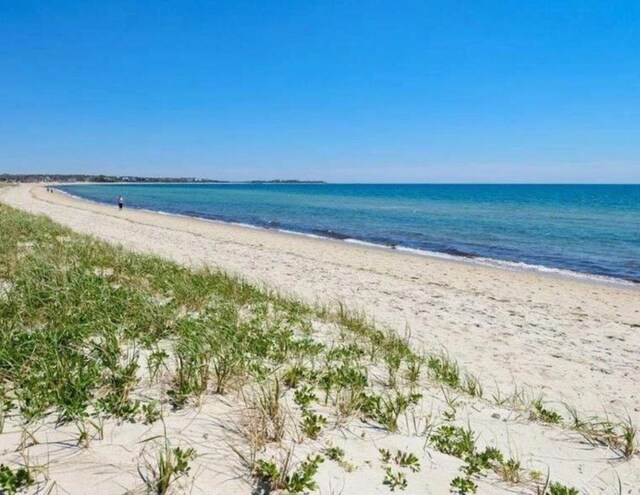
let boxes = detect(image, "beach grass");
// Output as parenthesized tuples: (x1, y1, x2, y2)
(0, 203, 428, 490)
(0, 202, 634, 493)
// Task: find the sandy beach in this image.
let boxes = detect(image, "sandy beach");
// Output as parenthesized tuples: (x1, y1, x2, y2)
(1, 183, 639, 493)
(3, 184, 638, 417)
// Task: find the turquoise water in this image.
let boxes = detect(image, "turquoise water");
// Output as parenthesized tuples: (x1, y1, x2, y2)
(59, 184, 640, 284)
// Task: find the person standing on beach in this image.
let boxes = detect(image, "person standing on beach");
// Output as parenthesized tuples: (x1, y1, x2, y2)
(118, 195, 124, 210)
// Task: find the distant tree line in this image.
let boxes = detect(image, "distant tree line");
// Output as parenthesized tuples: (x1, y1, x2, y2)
(0, 174, 325, 184)
(0, 174, 213, 183)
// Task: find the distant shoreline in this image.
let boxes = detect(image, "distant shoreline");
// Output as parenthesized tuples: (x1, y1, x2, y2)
(0, 174, 326, 184)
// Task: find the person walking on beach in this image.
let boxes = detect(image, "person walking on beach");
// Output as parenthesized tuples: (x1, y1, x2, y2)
(118, 195, 124, 210)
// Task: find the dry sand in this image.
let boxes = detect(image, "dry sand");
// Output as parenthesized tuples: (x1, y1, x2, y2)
(1, 183, 639, 494)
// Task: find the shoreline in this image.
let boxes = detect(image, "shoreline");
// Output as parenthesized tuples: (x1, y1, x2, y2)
(2, 183, 639, 425)
(53, 184, 639, 291)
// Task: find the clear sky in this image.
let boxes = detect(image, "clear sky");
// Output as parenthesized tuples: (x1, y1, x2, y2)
(1, 0, 638, 182)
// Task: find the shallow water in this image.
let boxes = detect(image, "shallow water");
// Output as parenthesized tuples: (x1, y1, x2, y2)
(59, 183, 640, 284)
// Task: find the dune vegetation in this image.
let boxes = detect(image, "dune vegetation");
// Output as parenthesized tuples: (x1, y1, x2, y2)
(0, 203, 635, 494)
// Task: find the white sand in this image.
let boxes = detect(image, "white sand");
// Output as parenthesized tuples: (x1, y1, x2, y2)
(1, 183, 639, 494)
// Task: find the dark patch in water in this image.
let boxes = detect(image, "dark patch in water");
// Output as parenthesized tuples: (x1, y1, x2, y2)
(443, 248, 477, 259)
(310, 228, 351, 240)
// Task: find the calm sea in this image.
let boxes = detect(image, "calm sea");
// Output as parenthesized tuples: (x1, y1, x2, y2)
(58, 184, 640, 285)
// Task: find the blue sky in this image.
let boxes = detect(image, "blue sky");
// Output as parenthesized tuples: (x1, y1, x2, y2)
(1, 0, 638, 182)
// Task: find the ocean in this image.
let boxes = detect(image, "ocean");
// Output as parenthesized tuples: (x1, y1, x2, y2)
(58, 183, 640, 285)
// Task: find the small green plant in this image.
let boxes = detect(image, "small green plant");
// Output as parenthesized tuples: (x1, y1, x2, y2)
(394, 450, 420, 472)
(140, 443, 197, 495)
(211, 341, 243, 394)
(325, 446, 345, 462)
(384, 349, 403, 388)
(300, 410, 327, 440)
(379, 448, 392, 464)
(287, 455, 324, 493)
(462, 373, 483, 398)
(461, 447, 503, 477)
(0, 464, 34, 495)
(147, 349, 169, 381)
(431, 425, 505, 492)
(531, 399, 562, 424)
(405, 355, 423, 385)
(253, 459, 281, 488)
(254, 454, 324, 493)
(548, 482, 580, 495)
(427, 353, 460, 388)
(375, 392, 422, 432)
(429, 425, 476, 458)
(620, 416, 638, 458)
(319, 363, 368, 411)
(327, 343, 365, 362)
(96, 393, 140, 422)
(450, 476, 477, 494)
(142, 401, 162, 425)
(379, 448, 419, 488)
(255, 380, 286, 443)
(383, 467, 408, 491)
(442, 388, 460, 422)
(282, 365, 311, 388)
(293, 385, 316, 410)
